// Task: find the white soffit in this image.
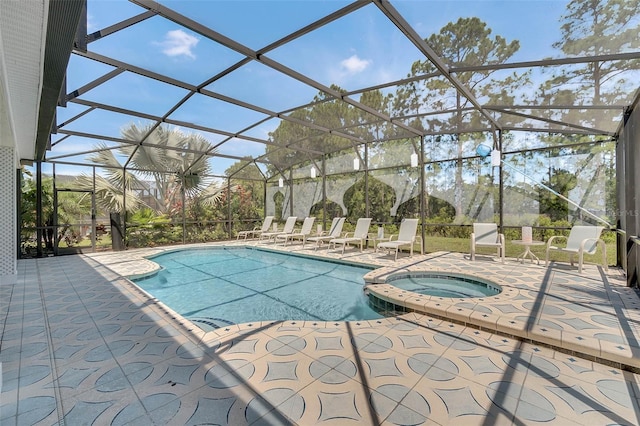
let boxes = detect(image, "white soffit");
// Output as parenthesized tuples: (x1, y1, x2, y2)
(0, 0, 47, 163)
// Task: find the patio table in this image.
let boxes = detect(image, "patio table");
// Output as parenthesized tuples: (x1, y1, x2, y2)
(512, 239, 545, 264)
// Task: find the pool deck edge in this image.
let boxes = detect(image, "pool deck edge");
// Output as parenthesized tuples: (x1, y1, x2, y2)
(86, 241, 640, 372)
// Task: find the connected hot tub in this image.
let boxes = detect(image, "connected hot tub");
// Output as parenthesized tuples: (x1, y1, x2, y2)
(386, 272, 502, 298)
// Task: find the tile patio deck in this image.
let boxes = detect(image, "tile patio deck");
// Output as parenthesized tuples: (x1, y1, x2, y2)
(2, 239, 640, 425)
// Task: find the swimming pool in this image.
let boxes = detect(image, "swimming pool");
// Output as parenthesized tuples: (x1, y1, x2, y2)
(387, 272, 502, 298)
(133, 247, 381, 329)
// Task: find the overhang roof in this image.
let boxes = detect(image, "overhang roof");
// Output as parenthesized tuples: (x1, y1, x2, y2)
(0, 0, 83, 165)
(0, 0, 48, 164)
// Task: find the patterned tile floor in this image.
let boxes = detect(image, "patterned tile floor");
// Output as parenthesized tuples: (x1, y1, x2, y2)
(2, 239, 640, 425)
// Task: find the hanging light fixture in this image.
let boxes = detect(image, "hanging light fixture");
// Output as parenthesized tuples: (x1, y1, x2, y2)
(476, 144, 501, 167)
(310, 166, 317, 178)
(491, 149, 502, 167)
(410, 152, 419, 167)
(278, 177, 284, 187)
(353, 158, 360, 170)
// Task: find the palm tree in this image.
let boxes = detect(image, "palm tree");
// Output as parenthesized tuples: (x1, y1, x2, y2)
(76, 123, 227, 216)
(74, 146, 144, 214)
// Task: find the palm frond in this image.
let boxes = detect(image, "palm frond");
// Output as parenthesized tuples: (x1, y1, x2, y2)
(87, 144, 122, 168)
(197, 181, 237, 208)
(74, 175, 145, 213)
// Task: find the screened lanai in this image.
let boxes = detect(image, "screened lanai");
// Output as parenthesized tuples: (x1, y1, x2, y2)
(13, 0, 640, 286)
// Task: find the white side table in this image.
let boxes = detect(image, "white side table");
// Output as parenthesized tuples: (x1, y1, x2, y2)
(369, 233, 392, 250)
(512, 240, 545, 264)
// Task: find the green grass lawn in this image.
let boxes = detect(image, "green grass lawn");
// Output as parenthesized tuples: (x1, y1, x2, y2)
(423, 236, 616, 266)
(58, 232, 616, 267)
(59, 234, 113, 249)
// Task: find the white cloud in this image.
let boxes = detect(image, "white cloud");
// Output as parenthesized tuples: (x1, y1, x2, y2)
(157, 29, 199, 59)
(86, 13, 97, 32)
(340, 54, 371, 74)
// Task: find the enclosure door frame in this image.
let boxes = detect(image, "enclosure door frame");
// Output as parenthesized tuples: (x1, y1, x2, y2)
(54, 188, 96, 255)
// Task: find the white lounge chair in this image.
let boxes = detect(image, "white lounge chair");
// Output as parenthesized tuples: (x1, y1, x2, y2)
(259, 216, 297, 243)
(276, 217, 316, 246)
(377, 218, 422, 260)
(545, 225, 607, 273)
(306, 217, 346, 250)
(329, 218, 372, 255)
(470, 223, 505, 263)
(236, 216, 274, 240)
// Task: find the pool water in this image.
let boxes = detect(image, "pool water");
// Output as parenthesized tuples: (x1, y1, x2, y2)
(389, 273, 502, 298)
(134, 247, 381, 328)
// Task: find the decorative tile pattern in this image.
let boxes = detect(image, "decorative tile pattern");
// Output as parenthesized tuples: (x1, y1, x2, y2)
(433, 386, 487, 418)
(2, 243, 639, 425)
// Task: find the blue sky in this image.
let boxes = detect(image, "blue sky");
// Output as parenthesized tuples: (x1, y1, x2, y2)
(51, 0, 579, 177)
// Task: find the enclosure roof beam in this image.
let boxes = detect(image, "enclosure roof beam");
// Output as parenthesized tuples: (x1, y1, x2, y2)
(195, 0, 372, 89)
(226, 159, 265, 180)
(259, 55, 424, 137)
(86, 10, 157, 44)
(501, 126, 610, 136)
(53, 128, 319, 161)
(45, 158, 242, 179)
(343, 71, 441, 98)
(65, 98, 319, 155)
(64, 69, 125, 103)
(56, 115, 323, 166)
(68, 98, 159, 122)
(339, 51, 640, 101)
(373, 0, 502, 131)
(259, 1, 371, 53)
(131, 0, 425, 139)
(74, 50, 195, 90)
(55, 129, 139, 146)
(486, 104, 629, 111)
(452, 51, 640, 73)
(47, 144, 121, 161)
(56, 106, 96, 129)
(51, 134, 71, 148)
(485, 107, 615, 136)
(50, 130, 270, 165)
(49, 0, 631, 176)
(69, 52, 368, 158)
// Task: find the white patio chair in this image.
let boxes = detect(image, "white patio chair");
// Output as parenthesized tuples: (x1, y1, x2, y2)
(470, 223, 505, 263)
(276, 217, 316, 246)
(545, 225, 607, 273)
(236, 216, 274, 240)
(377, 218, 422, 261)
(259, 216, 297, 243)
(329, 218, 372, 255)
(306, 217, 346, 250)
